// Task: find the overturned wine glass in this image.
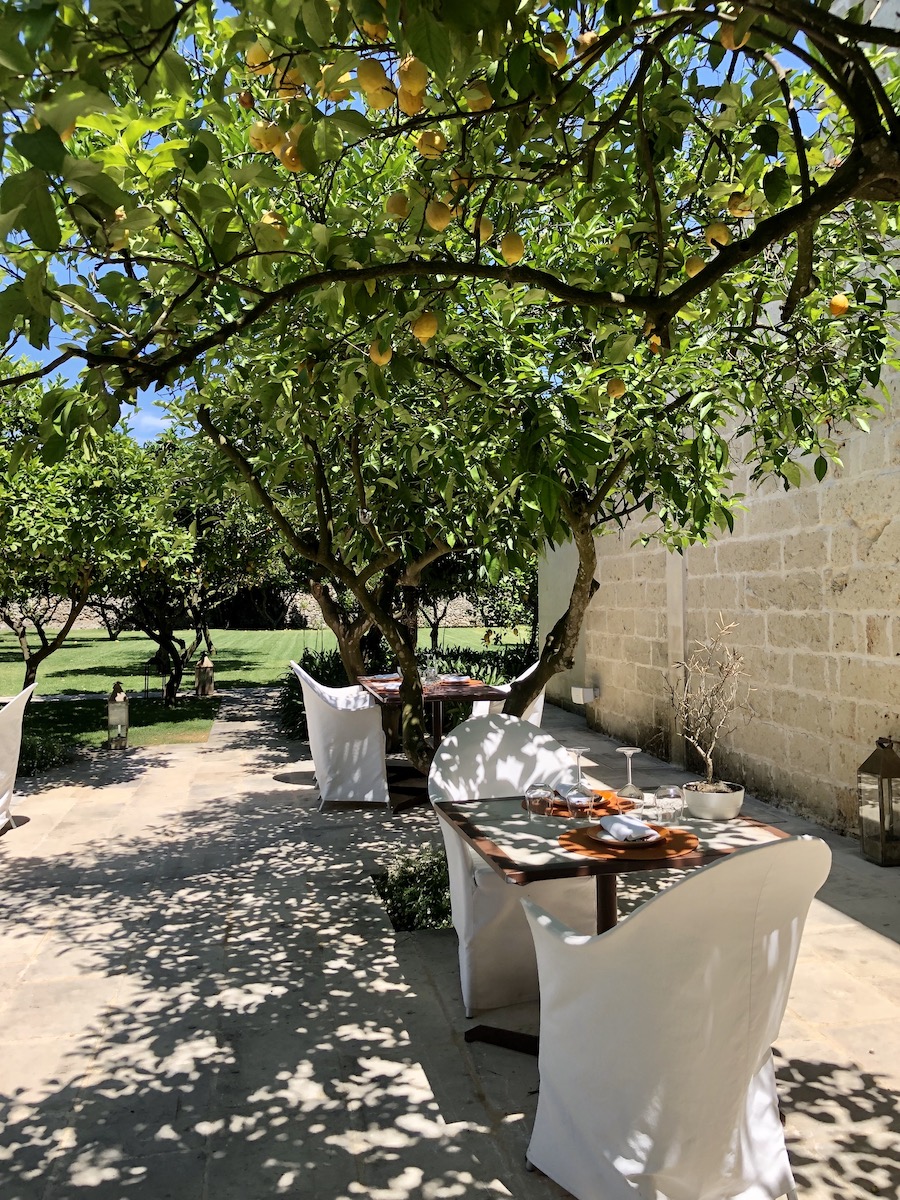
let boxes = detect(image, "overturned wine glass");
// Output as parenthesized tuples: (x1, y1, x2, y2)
(564, 746, 597, 822)
(615, 746, 644, 810)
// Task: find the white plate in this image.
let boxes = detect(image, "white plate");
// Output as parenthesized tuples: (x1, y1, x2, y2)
(589, 828, 664, 848)
(440, 674, 470, 682)
(380, 681, 401, 690)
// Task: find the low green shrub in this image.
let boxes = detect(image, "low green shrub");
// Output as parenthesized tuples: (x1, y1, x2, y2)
(373, 844, 452, 931)
(18, 730, 80, 777)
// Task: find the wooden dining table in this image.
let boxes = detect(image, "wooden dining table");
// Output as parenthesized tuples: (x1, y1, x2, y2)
(358, 673, 507, 746)
(434, 796, 787, 1054)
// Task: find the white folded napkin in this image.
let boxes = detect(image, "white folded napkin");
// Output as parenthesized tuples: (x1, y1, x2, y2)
(599, 814, 658, 842)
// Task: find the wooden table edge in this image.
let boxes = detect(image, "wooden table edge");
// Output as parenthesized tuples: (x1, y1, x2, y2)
(434, 799, 788, 886)
(358, 676, 509, 705)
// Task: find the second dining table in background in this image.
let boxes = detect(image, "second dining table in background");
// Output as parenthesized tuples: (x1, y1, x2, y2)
(358, 673, 508, 746)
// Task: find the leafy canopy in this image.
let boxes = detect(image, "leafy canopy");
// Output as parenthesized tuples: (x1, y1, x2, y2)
(0, 0, 897, 449)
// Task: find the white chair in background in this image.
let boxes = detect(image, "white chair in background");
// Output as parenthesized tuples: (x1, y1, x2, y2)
(0, 684, 37, 832)
(289, 662, 390, 810)
(470, 660, 546, 726)
(428, 713, 595, 1016)
(522, 835, 832, 1200)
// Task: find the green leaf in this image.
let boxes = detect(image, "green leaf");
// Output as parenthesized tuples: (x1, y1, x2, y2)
(0, 205, 24, 241)
(298, 123, 320, 173)
(329, 110, 373, 141)
(404, 11, 453, 80)
(300, 0, 333, 45)
(158, 50, 194, 98)
(63, 159, 129, 209)
(21, 183, 61, 251)
(752, 123, 780, 157)
(0, 33, 32, 76)
(0, 282, 24, 340)
(23, 261, 51, 316)
(12, 127, 69, 175)
(763, 165, 791, 206)
(781, 460, 802, 488)
(605, 333, 636, 364)
(184, 140, 210, 175)
(40, 432, 68, 464)
(1, 166, 46, 213)
(814, 455, 828, 481)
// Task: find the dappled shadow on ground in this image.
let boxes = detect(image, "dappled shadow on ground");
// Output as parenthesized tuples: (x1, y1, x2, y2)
(0, 786, 517, 1200)
(776, 1052, 900, 1200)
(15, 745, 189, 794)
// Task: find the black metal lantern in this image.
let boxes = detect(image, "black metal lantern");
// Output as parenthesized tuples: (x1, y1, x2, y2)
(857, 737, 900, 867)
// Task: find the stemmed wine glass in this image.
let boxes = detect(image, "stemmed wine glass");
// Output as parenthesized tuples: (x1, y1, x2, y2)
(615, 746, 643, 810)
(565, 746, 596, 822)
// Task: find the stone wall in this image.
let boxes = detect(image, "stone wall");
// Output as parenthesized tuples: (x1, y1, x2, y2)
(539, 389, 900, 833)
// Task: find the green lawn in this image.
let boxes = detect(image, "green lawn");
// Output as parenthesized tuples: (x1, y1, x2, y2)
(25, 696, 220, 750)
(1, 626, 523, 699)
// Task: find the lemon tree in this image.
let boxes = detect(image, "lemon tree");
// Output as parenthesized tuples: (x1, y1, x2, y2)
(0, 382, 190, 691)
(179, 339, 534, 768)
(1, 1, 899, 758)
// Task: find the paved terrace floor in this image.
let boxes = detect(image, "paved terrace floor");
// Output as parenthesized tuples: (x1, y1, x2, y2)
(1, 690, 898, 1200)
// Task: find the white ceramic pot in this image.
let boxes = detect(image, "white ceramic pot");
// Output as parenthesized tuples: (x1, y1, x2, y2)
(684, 783, 745, 820)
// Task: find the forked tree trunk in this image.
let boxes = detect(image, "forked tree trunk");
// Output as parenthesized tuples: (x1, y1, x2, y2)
(2, 584, 91, 693)
(341, 579, 432, 774)
(308, 579, 371, 682)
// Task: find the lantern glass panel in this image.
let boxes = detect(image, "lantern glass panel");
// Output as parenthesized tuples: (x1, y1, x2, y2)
(857, 769, 900, 867)
(107, 699, 129, 749)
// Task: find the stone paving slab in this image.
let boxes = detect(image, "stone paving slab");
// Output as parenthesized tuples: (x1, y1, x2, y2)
(0, 690, 897, 1200)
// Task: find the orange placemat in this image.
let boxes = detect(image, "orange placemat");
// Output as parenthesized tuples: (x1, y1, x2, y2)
(558, 825, 699, 861)
(522, 790, 635, 818)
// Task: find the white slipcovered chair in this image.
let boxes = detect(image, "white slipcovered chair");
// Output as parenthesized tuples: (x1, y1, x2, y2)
(471, 660, 545, 726)
(428, 713, 595, 1015)
(522, 834, 832, 1200)
(289, 662, 389, 810)
(0, 684, 37, 832)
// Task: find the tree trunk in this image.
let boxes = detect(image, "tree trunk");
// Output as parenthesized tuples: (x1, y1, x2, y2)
(159, 635, 184, 706)
(308, 579, 371, 682)
(397, 586, 418, 650)
(2, 585, 91, 695)
(23, 656, 38, 690)
(505, 507, 599, 718)
(341, 579, 432, 775)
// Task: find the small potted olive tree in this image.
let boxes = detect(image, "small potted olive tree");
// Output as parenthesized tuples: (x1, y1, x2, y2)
(669, 616, 753, 819)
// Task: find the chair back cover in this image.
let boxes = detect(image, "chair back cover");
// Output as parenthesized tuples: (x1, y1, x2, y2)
(470, 661, 545, 726)
(289, 662, 389, 806)
(0, 684, 37, 828)
(523, 835, 832, 1200)
(428, 712, 575, 805)
(428, 714, 593, 1013)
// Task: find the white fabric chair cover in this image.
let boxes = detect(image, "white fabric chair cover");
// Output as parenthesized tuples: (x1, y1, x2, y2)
(428, 713, 595, 1015)
(471, 660, 545, 726)
(289, 662, 389, 810)
(0, 684, 36, 831)
(522, 835, 832, 1200)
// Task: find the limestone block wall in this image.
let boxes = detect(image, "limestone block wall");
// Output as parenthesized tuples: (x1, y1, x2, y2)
(539, 391, 900, 833)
